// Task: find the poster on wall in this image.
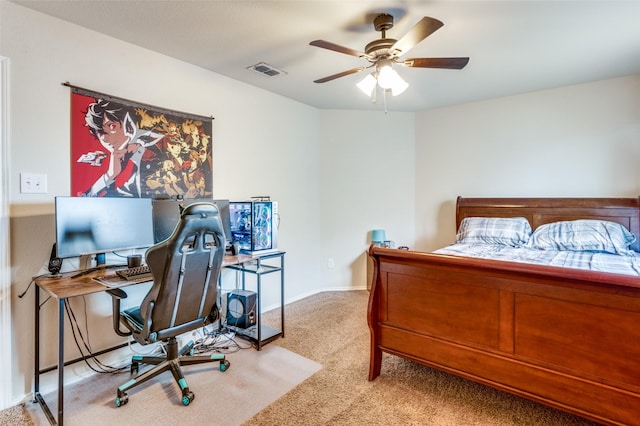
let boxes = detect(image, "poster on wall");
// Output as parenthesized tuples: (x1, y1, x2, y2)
(69, 85, 213, 198)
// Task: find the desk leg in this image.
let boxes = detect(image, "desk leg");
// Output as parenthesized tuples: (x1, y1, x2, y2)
(34, 285, 40, 401)
(256, 258, 263, 350)
(57, 299, 65, 426)
(33, 287, 60, 425)
(280, 255, 285, 338)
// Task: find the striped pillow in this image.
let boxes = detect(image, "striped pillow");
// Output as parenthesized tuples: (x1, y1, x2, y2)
(456, 217, 532, 247)
(528, 220, 636, 255)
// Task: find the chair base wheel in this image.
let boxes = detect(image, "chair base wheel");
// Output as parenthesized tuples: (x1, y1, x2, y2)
(182, 391, 195, 406)
(115, 394, 128, 407)
(220, 359, 230, 372)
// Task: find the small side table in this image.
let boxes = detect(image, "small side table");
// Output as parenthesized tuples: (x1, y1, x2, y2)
(224, 251, 285, 350)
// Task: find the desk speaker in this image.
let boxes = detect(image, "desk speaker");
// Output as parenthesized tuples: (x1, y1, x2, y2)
(226, 289, 256, 329)
(48, 243, 63, 275)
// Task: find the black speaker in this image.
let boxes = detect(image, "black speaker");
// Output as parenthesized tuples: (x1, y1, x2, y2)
(226, 289, 256, 329)
(48, 243, 63, 275)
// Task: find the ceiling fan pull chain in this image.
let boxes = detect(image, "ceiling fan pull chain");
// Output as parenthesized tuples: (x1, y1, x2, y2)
(383, 89, 388, 114)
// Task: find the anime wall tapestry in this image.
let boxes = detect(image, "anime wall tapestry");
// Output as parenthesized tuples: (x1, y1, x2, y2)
(70, 86, 213, 198)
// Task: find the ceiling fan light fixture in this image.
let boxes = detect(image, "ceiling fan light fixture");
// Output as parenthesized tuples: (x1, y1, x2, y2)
(310, 14, 467, 103)
(376, 63, 396, 89)
(376, 63, 409, 96)
(357, 73, 377, 96)
(390, 76, 409, 96)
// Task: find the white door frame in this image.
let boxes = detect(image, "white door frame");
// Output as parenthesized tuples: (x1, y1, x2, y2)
(0, 56, 12, 410)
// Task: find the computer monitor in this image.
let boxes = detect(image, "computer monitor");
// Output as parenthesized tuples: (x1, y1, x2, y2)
(151, 198, 232, 245)
(151, 198, 182, 244)
(212, 199, 232, 244)
(55, 196, 155, 259)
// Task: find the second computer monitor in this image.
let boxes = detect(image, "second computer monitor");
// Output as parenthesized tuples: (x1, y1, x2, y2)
(212, 199, 232, 244)
(151, 198, 232, 245)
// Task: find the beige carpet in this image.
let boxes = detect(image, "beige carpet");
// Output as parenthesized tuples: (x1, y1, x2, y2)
(247, 291, 600, 426)
(26, 343, 320, 426)
(0, 403, 32, 426)
(5, 291, 602, 425)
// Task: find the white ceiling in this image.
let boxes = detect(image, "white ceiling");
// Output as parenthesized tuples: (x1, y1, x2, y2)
(10, 0, 640, 112)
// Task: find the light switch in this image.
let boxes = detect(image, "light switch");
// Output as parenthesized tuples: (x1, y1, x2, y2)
(20, 173, 48, 194)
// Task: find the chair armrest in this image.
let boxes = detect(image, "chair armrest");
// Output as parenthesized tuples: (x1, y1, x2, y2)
(105, 288, 132, 337)
(106, 288, 128, 299)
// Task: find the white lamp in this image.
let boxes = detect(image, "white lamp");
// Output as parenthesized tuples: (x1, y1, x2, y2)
(357, 60, 409, 97)
(356, 73, 377, 97)
(376, 64, 397, 89)
(389, 75, 409, 96)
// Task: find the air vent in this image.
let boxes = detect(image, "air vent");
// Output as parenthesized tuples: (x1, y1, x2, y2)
(247, 62, 287, 77)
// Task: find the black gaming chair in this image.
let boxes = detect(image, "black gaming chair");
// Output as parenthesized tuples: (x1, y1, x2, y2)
(107, 202, 230, 407)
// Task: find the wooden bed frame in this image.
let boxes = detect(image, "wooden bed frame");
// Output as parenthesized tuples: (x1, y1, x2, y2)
(368, 197, 640, 425)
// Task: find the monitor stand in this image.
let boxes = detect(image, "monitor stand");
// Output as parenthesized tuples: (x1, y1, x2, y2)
(79, 254, 93, 270)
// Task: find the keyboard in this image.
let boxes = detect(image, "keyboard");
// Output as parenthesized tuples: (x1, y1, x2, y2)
(116, 264, 153, 281)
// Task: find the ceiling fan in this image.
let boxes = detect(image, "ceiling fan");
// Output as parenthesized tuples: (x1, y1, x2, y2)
(309, 14, 469, 91)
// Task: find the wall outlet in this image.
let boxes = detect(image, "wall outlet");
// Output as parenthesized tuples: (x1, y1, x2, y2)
(20, 173, 48, 193)
(328, 258, 335, 268)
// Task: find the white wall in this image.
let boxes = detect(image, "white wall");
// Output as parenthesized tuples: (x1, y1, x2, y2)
(2, 2, 324, 404)
(319, 110, 415, 289)
(415, 75, 640, 251)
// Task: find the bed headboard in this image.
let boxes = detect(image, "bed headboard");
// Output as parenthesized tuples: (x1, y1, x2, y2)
(456, 196, 640, 252)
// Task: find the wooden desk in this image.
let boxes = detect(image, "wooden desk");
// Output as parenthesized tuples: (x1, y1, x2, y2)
(33, 254, 256, 426)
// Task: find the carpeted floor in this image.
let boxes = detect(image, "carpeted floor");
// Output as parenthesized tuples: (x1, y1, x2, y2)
(247, 290, 600, 426)
(25, 343, 319, 425)
(0, 403, 33, 426)
(3, 291, 601, 425)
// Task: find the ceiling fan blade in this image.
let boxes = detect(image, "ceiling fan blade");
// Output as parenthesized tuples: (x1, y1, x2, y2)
(309, 40, 367, 58)
(403, 57, 469, 69)
(391, 17, 444, 56)
(313, 67, 366, 83)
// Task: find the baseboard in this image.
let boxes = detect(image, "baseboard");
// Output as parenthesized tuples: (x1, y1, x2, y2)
(264, 286, 368, 312)
(22, 340, 161, 403)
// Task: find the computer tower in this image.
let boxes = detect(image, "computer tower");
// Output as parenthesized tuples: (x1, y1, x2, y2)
(229, 201, 278, 254)
(226, 289, 257, 329)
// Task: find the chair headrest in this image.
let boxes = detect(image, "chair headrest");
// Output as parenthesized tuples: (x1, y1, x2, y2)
(180, 202, 219, 218)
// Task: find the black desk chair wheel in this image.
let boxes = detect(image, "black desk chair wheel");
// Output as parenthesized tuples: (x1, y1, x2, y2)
(107, 202, 230, 407)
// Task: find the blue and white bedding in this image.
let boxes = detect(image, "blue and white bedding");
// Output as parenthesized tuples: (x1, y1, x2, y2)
(434, 243, 640, 276)
(437, 216, 640, 277)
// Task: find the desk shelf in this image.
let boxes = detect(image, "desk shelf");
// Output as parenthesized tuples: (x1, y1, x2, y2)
(228, 324, 282, 346)
(224, 251, 285, 350)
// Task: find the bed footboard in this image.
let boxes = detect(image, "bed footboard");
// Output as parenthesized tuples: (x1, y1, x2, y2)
(368, 246, 640, 425)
